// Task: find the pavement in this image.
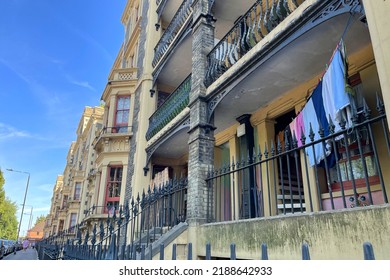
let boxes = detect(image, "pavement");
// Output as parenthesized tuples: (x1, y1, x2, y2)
(2, 247, 39, 260)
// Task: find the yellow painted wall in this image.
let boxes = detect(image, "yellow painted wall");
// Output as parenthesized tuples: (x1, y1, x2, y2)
(362, 0, 390, 119)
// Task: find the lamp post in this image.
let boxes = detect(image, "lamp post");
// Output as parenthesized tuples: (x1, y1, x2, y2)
(23, 205, 34, 231)
(6, 168, 30, 242)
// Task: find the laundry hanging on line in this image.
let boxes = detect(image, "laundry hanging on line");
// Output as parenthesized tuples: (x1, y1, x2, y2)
(283, 40, 354, 167)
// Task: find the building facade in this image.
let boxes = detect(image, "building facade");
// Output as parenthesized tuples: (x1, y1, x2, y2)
(44, 106, 104, 239)
(138, 0, 390, 259)
(44, 0, 390, 260)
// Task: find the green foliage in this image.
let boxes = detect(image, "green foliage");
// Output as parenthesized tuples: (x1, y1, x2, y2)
(34, 215, 46, 226)
(0, 169, 18, 239)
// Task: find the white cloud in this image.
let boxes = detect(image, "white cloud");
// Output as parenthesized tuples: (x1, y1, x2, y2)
(0, 57, 30, 84)
(0, 122, 31, 140)
(66, 75, 96, 91)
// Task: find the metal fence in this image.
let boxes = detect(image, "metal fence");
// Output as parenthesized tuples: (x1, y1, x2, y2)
(36, 240, 376, 260)
(206, 95, 389, 222)
(37, 98, 389, 260)
(37, 177, 188, 260)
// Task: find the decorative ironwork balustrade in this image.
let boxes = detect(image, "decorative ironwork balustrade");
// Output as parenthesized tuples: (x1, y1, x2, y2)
(146, 75, 191, 141)
(37, 177, 188, 260)
(206, 95, 389, 222)
(108, 68, 137, 82)
(156, 0, 163, 7)
(97, 126, 132, 137)
(36, 236, 376, 260)
(156, 0, 167, 18)
(82, 205, 118, 218)
(152, 0, 193, 68)
(205, 0, 304, 87)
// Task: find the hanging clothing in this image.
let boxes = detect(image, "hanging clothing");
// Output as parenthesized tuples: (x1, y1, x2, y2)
(321, 48, 351, 132)
(289, 117, 298, 144)
(295, 111, 305, 147)
(306, 81, 337, 167)
(311, 80, 330, 137)
(288, 111, 305, 148)
(302, 98, 323, 167)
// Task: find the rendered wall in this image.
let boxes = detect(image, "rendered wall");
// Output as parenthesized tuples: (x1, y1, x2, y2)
(196, 205, 390, 260)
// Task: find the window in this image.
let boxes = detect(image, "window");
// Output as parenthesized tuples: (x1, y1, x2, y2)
(58, 220, 64, 232)
(69, 213, 77, 233)
(114, 96, 130, 133)
(127, 54, 134, 68)
(330, 128, 379, 191)
(74, 182, 81, 200)
(329, 74, 379, 192)
(62, 195, 68, 209)
(134, 0, 140, 22)
(105, 166, 123, 214)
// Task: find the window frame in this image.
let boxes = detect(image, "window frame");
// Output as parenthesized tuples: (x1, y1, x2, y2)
(74, 182, 81, 200)
(114, 95, 130, 133)
(69, 213, 77, 233)
(104, 166, 123, 214)
(329, 73, 379, 192)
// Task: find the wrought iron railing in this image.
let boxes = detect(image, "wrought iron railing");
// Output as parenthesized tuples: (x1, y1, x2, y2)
(36, 238, 377, 260)
(146, 75, 191, 141)
(156, 0, 163, 7)
(95, 126, 132, 140)
(82, 205, 117, 217)
(206, 95, 389, 222)
(205, 0, 304, 87)
(152, 0, 193, 68)
(37, 177, 188, 260)
(156, 0, 166, 17)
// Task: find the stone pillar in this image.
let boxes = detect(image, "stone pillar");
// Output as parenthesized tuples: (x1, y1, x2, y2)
(108, 94, 117, 127)
(187, 0, 215, 258)
(228, 137, 240, 221)
(254, 118, 277, 217)
(361, 1, 390, 119)
(236, 114, 256, 218)
(98, 165, 109, 209)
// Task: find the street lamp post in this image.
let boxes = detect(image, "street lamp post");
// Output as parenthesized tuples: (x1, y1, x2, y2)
(23, 205, 34, 231)
(6, 168, 30, 242)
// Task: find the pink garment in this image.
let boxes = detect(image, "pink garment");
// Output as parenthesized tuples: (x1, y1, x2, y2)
(289, 117, 297, 142)
(288, 112, 305, 147)
(295, 111, 305, 147)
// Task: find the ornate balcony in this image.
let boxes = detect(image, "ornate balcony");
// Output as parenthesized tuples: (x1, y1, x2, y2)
(108, 67, 137, 82)
(152, 0, 193, 69)
(92, 126, 133, 155)
(146, 75, 191, 141)
(156, 0, 167, 17)
(205, 0, 305, 87)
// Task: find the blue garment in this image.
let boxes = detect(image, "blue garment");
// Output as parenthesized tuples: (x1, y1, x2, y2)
(322, 48, 351, 131)
(308, 81, 337, 168)
(311, 80, 329, 137)
(302, 98, 323, 167)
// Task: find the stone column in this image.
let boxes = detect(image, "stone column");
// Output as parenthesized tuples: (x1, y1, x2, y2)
(236, 114, 256, 218)
(361, 1, 390, 119)
(108, 94, 117, 128)
(228, 137, 240, 221)
(98, 165, 108, 210)
(254, 118, 277, 217)
(187, 0, 215, 258)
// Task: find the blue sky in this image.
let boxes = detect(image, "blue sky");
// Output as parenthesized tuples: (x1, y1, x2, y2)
(0, 0, 126, 237)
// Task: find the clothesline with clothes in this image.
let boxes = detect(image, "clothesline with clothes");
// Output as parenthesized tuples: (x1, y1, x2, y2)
(281, 39, 355, 167)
